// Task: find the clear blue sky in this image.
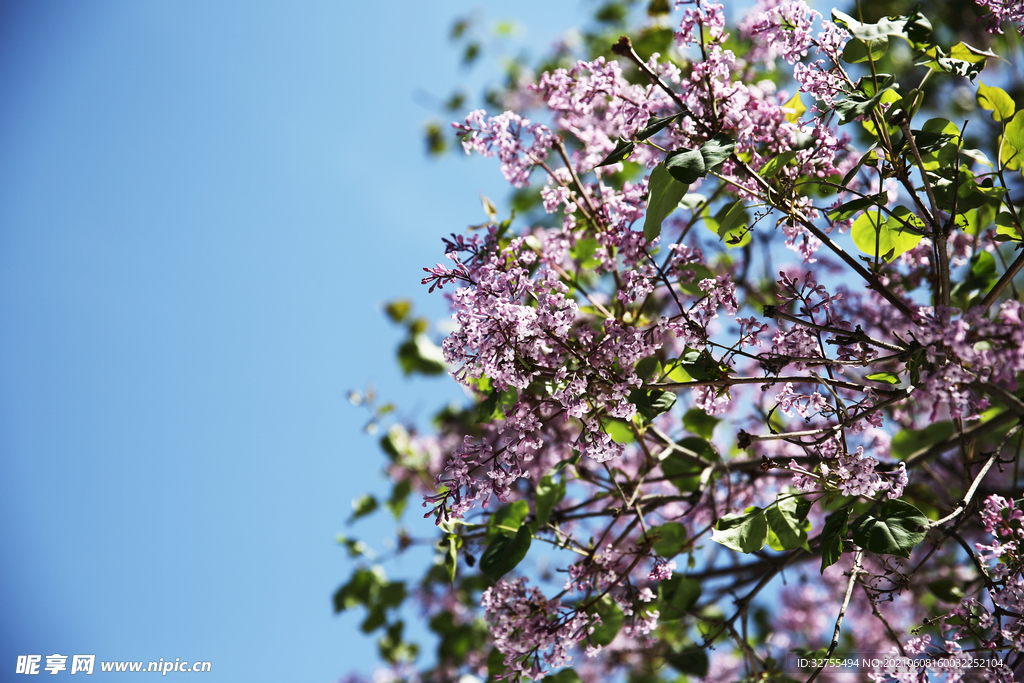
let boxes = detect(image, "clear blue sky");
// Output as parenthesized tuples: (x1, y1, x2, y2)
(0, 2, 585, 681)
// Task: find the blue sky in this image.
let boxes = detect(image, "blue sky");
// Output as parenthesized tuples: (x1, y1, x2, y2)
(0, 1, 586, 680)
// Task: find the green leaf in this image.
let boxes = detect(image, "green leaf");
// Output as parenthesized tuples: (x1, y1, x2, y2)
(843, 34, 889, 64)
(605, 419, 636, 443)
(379, 579, 408, 607)
(839, 143, 879, 189)
(665, 148, 706, 185)
(596, 139, 636, 168)
(480, 525, 532, 580)
(683, 407, 720, 440)
(711, 506, 768, 554)
(477, 385, 518, 423)
(337, 535, 375, 559)
(680, 192, 707, 209)
(635, 356, 661, 380)
(977, 82, 1016, 123)
(361, 606, 387, 633)
(851, 500, 928, 558)
(398, 334, 447, 376)
(664, 134, 735, 184)
(850, 209, 924, 262)
(704, 200, 750, 248)
(963, 204, 997, 237)
(782, 92, 806, 123)
(697, 134, 736, 172)
(916, 118, 962, 171)
(666, 648, 709, 677)
(674, 435, 719, 462)
(820, 507, 851, 574)
(657, 575, 701, 621)
(661, 452, 706, 493)
(636, 113, 681, 140)
(910, 130, 956, 154)
(486, 647, 507, 678)
(901, 10, 933, 47)
(865, 371, 900, 385)
(766, 497, 810, 551)
(643, 163, 688, 243)
(758, 150, 797, 178)
(444, 535, 458, 584)
(950, 251, 998, 305)
(999, 111, 1024, 170)
(588, 595, 624, 646)
(861, 90, 903, 137)
(918, 44, 988, 81)
(831, 10, 932, 51)
(546, 669, 583, 683)
(534, 474, 566, 527)
(571, 237, 600, 268)
(834, 75, 895, 125)
(831, 10, 908, 41)
(928, 578, 965, 603)
(349, 494, 379, 522)
(384, 299, 412, 323)
(650, 522, 689, 557)
(949, 41, 998, 65)
(378, 580, 407, 607)
(386, 479, 412, 519)
(826, 193, 886, 222)
(628, 388, 677, 422)
(487, 500, 530, 541)
(684, 349, 730, 383)
(891, 422, 953, 460)
(996, 211, 1023, 241)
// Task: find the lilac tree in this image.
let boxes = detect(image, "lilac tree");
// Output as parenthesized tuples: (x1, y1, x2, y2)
(339, 1, 1024, 681)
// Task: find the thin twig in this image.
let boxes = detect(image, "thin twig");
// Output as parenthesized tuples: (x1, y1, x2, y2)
(929, 424, 1021, 528)
(806, 550, 864, 683)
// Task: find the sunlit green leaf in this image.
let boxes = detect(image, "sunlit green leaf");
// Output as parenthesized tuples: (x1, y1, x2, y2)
(850, 209, 924, 262)
(977, 82, 1016, 122)
(711, 506, 768, 554)
(758, 150, 797, 178)
(766, 496, 810, 551)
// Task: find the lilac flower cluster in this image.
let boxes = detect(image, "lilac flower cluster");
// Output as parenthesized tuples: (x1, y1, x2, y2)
(454, 110, 555, 188)
(789, 446, 907, 500)
(481, 577, 595, 681)
(913, 302, 1024, 419)
(975, 0, 1024, 33)
(386, 1, 1024, 681)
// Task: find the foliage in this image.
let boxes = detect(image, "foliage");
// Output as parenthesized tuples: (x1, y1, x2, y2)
(341, 2, 1024, 682)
